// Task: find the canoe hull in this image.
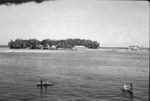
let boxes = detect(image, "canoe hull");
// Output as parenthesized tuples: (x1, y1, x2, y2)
(36, 83, 54, 86)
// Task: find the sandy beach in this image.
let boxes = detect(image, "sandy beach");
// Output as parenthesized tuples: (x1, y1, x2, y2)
(0, 46, 148, 53)
(0, 47, 67, 53)
(0, 47, 149, 53)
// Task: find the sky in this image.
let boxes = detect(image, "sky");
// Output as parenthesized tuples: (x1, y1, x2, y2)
(0, 0, 149, 47)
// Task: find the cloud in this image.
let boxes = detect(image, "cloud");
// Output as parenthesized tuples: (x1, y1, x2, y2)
(0, 0, 56, 6)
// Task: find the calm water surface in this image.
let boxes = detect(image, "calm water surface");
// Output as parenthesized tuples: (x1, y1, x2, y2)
(0, 49, 149, 101)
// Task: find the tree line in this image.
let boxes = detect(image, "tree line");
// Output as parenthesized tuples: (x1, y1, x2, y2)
(8, 38, 100, 49)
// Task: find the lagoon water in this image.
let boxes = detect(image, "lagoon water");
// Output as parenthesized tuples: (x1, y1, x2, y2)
(0, 49, 149, 101)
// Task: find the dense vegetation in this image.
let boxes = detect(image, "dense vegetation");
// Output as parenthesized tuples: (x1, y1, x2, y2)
(8, 38, 100, 49)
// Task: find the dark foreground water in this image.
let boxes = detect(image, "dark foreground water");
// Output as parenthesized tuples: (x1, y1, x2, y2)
(0, 49, 149, 101)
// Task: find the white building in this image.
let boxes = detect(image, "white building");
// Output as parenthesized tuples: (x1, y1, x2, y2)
(129, 45, 143, 50)
(50, 45, 56, 49)
(73, 45, 87, 50)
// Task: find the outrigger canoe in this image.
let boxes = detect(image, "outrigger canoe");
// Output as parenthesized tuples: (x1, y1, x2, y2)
(36, 82, 54, 86)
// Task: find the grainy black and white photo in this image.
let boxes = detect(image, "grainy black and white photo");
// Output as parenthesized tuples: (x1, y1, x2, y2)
(0, 0, 149, 101)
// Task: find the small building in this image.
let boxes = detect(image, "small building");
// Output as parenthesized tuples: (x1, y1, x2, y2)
(37, 45, 43, 49)
(72, 45, 87, 50)
(43, 44, 50, 49)
(51, 45, 56, 48)
(49, 45, 57, 50)
(129, 45, 144, 50)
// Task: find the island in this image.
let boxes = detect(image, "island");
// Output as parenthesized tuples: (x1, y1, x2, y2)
(8, 38, 100, 50)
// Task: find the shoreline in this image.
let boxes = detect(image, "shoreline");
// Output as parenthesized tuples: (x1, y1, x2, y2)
(0, 48, 149, 53)
(0, 48, 68, 53)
